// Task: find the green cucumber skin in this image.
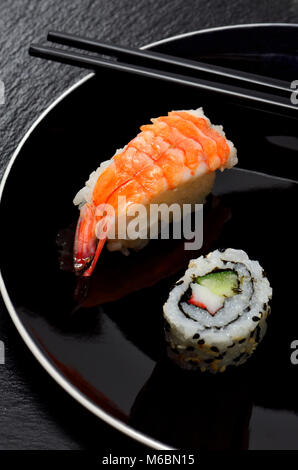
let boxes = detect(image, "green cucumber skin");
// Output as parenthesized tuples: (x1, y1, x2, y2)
(196, 270, 239, 298)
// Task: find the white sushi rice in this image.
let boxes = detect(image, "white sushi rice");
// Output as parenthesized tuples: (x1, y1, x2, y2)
(73, 108, 237, 254)
(163, 248, 272, 372)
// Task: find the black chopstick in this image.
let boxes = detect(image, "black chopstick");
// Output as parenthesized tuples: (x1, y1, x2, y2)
(47, 30, 291, 94)
(29, 43, 297, 114)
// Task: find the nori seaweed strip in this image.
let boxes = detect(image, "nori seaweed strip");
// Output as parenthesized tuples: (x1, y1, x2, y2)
(178, 286, 194, 320)
(177, 261, 257, 331)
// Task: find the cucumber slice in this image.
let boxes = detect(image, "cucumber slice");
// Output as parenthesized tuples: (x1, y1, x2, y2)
(196, 270, 239, 298)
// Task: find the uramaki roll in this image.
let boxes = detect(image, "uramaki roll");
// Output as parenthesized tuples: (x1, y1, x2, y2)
(163, 248, 272, 373)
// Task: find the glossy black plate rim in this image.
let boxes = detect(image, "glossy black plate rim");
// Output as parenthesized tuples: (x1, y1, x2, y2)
(1, 23, 297, 450)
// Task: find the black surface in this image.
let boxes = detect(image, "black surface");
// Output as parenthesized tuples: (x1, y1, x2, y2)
(0, 0, 298, 451)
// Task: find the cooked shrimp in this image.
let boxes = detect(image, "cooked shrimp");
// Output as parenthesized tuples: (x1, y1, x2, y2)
(73, 108, 237, 276)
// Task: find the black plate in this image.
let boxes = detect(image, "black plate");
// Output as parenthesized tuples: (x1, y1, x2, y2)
(1, 24, 298, 449)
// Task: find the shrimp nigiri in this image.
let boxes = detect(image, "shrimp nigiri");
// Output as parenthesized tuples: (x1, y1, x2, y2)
(73, 108, 237, 276)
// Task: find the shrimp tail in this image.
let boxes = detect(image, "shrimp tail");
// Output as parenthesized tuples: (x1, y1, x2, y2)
(73, 202, 109, 276)
(73, 203, 97, 275)
(82, 237, 106, 277)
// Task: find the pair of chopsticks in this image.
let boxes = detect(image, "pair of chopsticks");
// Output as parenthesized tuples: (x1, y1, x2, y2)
(29, 31, 296, 114)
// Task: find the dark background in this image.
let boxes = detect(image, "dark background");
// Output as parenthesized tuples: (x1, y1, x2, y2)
(0, 0, 297, 450)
